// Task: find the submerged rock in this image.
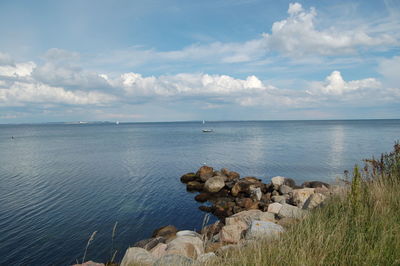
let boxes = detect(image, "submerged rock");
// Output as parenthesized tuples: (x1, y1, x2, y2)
(186, 181, 204, 191)
(180, 173, 197, 183)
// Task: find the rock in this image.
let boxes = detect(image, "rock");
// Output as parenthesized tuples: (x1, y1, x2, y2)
(267, 202, 283, 214)
(227, 171, 240, 180)
(271, 176, 285, 187)
(221, 168, 230, 176)
(196, 166, 214, 182)
(283, 177, 296, 188)
(120, 247, 156, 266)
(150, 243, 168, 258)
(272, 195, 287, 204)
(277, 217, 298, 228)
(271, 190, 279, 196)
(133, 237, 166, 250)
(245, 220, 284, 240)
(176, 230, 202, 239)
(181, 173, 197, 183)
(187, 181, 204, 191)
(231, 180, 260, 196)
(201, 221, 223, 239)
(292, 188, 315, 208)
(278, 203, 306, 219)
(225, 209, 275, 227)
(153, 254, 194, 266)
(204, 176, 225, 193)
(152, 225, 178, 240)
(199, 205, 213, 212)
(279, 185, 293, 195)
(73, 261, 104, 266)
(302, 193, 327, 210)
(166, 236, 204, 259)
(194, 193, 210, 203)
(215, 244, 241, 256)
(302, 181, 330, 188)
(243, 176, 261, 183)
(219, 224, 245, 244)
(196, 252, 217, 263)
(205, 242, 224, 253)
(250, 187, 262, 201)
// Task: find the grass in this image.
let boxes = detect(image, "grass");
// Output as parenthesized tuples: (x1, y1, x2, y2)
(206, 143, 400, 266)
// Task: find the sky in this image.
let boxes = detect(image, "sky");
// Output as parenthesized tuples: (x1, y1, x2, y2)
(0, 0, 400, 123)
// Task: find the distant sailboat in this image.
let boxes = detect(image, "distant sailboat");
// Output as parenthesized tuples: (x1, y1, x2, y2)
(202, 120, 213, 133)
(116, 121, 120, 125)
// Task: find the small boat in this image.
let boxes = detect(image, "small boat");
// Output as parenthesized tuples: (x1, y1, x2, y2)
(202, 120, 213, 132)
(116, 121, 120, 125)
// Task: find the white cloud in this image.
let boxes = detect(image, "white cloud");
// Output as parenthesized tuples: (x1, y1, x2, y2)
(262, 3, 397, 56)
(0, 81, 115, 106)
(0, 61, 36, 78)
(307, 71, 381, 96)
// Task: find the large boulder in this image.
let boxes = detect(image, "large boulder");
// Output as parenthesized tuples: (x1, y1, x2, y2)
(271, 176, 285, 187)
(271, 195, 287, 204)
(120, 247, 156, 266)
(153, 254, 194, 266)
(250, 187, 262, 201)
(267, 202, 283, 214)
(245, 220, 284, 240)
(73, 261, 104, 266)
(278, 203, 306, 219)
(292, 188, 315, 208)
(227, 171, 240, 180)
(279, 185, 293, 195)
(196, 166, 214, 182)
(302, 193, 327, 210)
(152, 225, 178, 240)
(225, 209, 275, 227)
(231, 180, 261, 196)
(180, 173, 197, 183)
(197, 252, 217, 263)
(219, 224, 244, 244)
(150, 243, 168, 258)
(204, 176, 225, 193)
(166, 236, 204, 259)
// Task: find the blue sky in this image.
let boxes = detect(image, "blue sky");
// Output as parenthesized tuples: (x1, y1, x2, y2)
(0, 0, 399, 123)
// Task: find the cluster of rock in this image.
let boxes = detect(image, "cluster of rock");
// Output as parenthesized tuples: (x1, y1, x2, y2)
(112, 166, 340, 266)
(181, 166, 331, 219)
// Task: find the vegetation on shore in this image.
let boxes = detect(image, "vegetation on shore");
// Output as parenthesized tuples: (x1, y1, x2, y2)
(208, 143, 400, 266)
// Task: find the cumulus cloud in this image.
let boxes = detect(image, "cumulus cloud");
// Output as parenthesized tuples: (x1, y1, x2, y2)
(262, 3, 397, 56)
(378, 56, 400, 87)
(307, 71, 381, 96)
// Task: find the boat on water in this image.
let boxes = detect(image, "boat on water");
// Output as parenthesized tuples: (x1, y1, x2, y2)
(202, 120, 213, 133)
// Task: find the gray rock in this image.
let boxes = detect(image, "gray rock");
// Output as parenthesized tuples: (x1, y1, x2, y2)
(292, 188, 315, 208)
(271, 176, 285, 187)
(278, 203, 306, 219)
(267, 202, 283, 214)
(302, 193, 327, 210)
(166, 235, 204, 259)
(196, 252, 217, 263)
(279, 185, 293, 195)
(245, 220, 284, 240)
(271, 195, 287, 204)
(120, 247, 156, 266)
(153, 254, 194, 266)
(250, 187, 262, 201)
(176, 230, 202, 239)
(204, 176, 225, 193)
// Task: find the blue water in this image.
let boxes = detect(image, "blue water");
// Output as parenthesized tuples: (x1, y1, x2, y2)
(0, 120, 399, 265)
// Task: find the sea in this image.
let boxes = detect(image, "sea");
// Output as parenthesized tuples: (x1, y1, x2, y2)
(0, 119, 399, 265)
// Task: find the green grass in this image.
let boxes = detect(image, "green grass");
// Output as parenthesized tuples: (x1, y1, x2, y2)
(208, 143, 400, 266)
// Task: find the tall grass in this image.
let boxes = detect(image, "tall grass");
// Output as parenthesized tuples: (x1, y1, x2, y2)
(209, 143, 400, 266)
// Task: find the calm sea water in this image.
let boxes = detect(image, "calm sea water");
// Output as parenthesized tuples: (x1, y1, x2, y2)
(0, 120, 399, 265)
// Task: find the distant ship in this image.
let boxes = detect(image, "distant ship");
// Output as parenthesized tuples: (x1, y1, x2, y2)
(116, 121, 120, 125)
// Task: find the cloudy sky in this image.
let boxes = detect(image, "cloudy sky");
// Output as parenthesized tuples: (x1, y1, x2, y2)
(0, 0, 399, 123)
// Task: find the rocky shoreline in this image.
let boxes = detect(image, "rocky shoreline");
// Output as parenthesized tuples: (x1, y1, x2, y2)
(75, 166, 346, 266)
